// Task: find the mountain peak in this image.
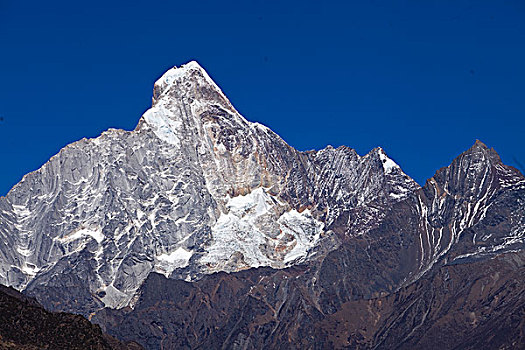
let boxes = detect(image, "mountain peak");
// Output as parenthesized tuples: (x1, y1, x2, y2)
(427, 140, 512, 198)
(154, 61, 206, 87)
(149, 61, 227, 108)
(462, 139, 502, 165)
(467, 139, 490, 155)
(138, 61, 242, 146)
(473, 139, 487, 148)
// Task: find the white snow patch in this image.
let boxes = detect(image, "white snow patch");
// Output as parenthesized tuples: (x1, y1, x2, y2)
(16, 247, 32, 257)
(201, 188, 323, 270)
(57, 228, 104, 244)
(12, 204, 30, 217)
(390, 192, 405, 199)
(21, 263, 40, 276)
(157, 247, 193, 265)
(154, 247, 193, 277)
(279, 209, 323, 263)
(101, 285, 130, 309)
(227, 187, 274, 217)
(378, 148, 399, 173)
(142, 105, 182, 146)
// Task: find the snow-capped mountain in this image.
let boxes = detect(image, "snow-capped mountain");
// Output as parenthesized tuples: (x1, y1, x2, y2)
(0, 62, 418, 313)
(1, 61, 524, 349)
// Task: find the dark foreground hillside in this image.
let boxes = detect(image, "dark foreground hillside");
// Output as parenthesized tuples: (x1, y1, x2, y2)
(0, 285, 141, 350)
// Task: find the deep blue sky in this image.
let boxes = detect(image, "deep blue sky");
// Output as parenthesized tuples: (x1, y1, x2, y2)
(1, 0, 524, 195)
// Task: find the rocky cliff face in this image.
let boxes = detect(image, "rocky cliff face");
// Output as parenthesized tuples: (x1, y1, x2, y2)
(0, 61, 523, 349)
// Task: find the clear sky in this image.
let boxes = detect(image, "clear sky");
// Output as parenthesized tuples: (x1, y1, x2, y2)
(1, 0, 524, 195)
